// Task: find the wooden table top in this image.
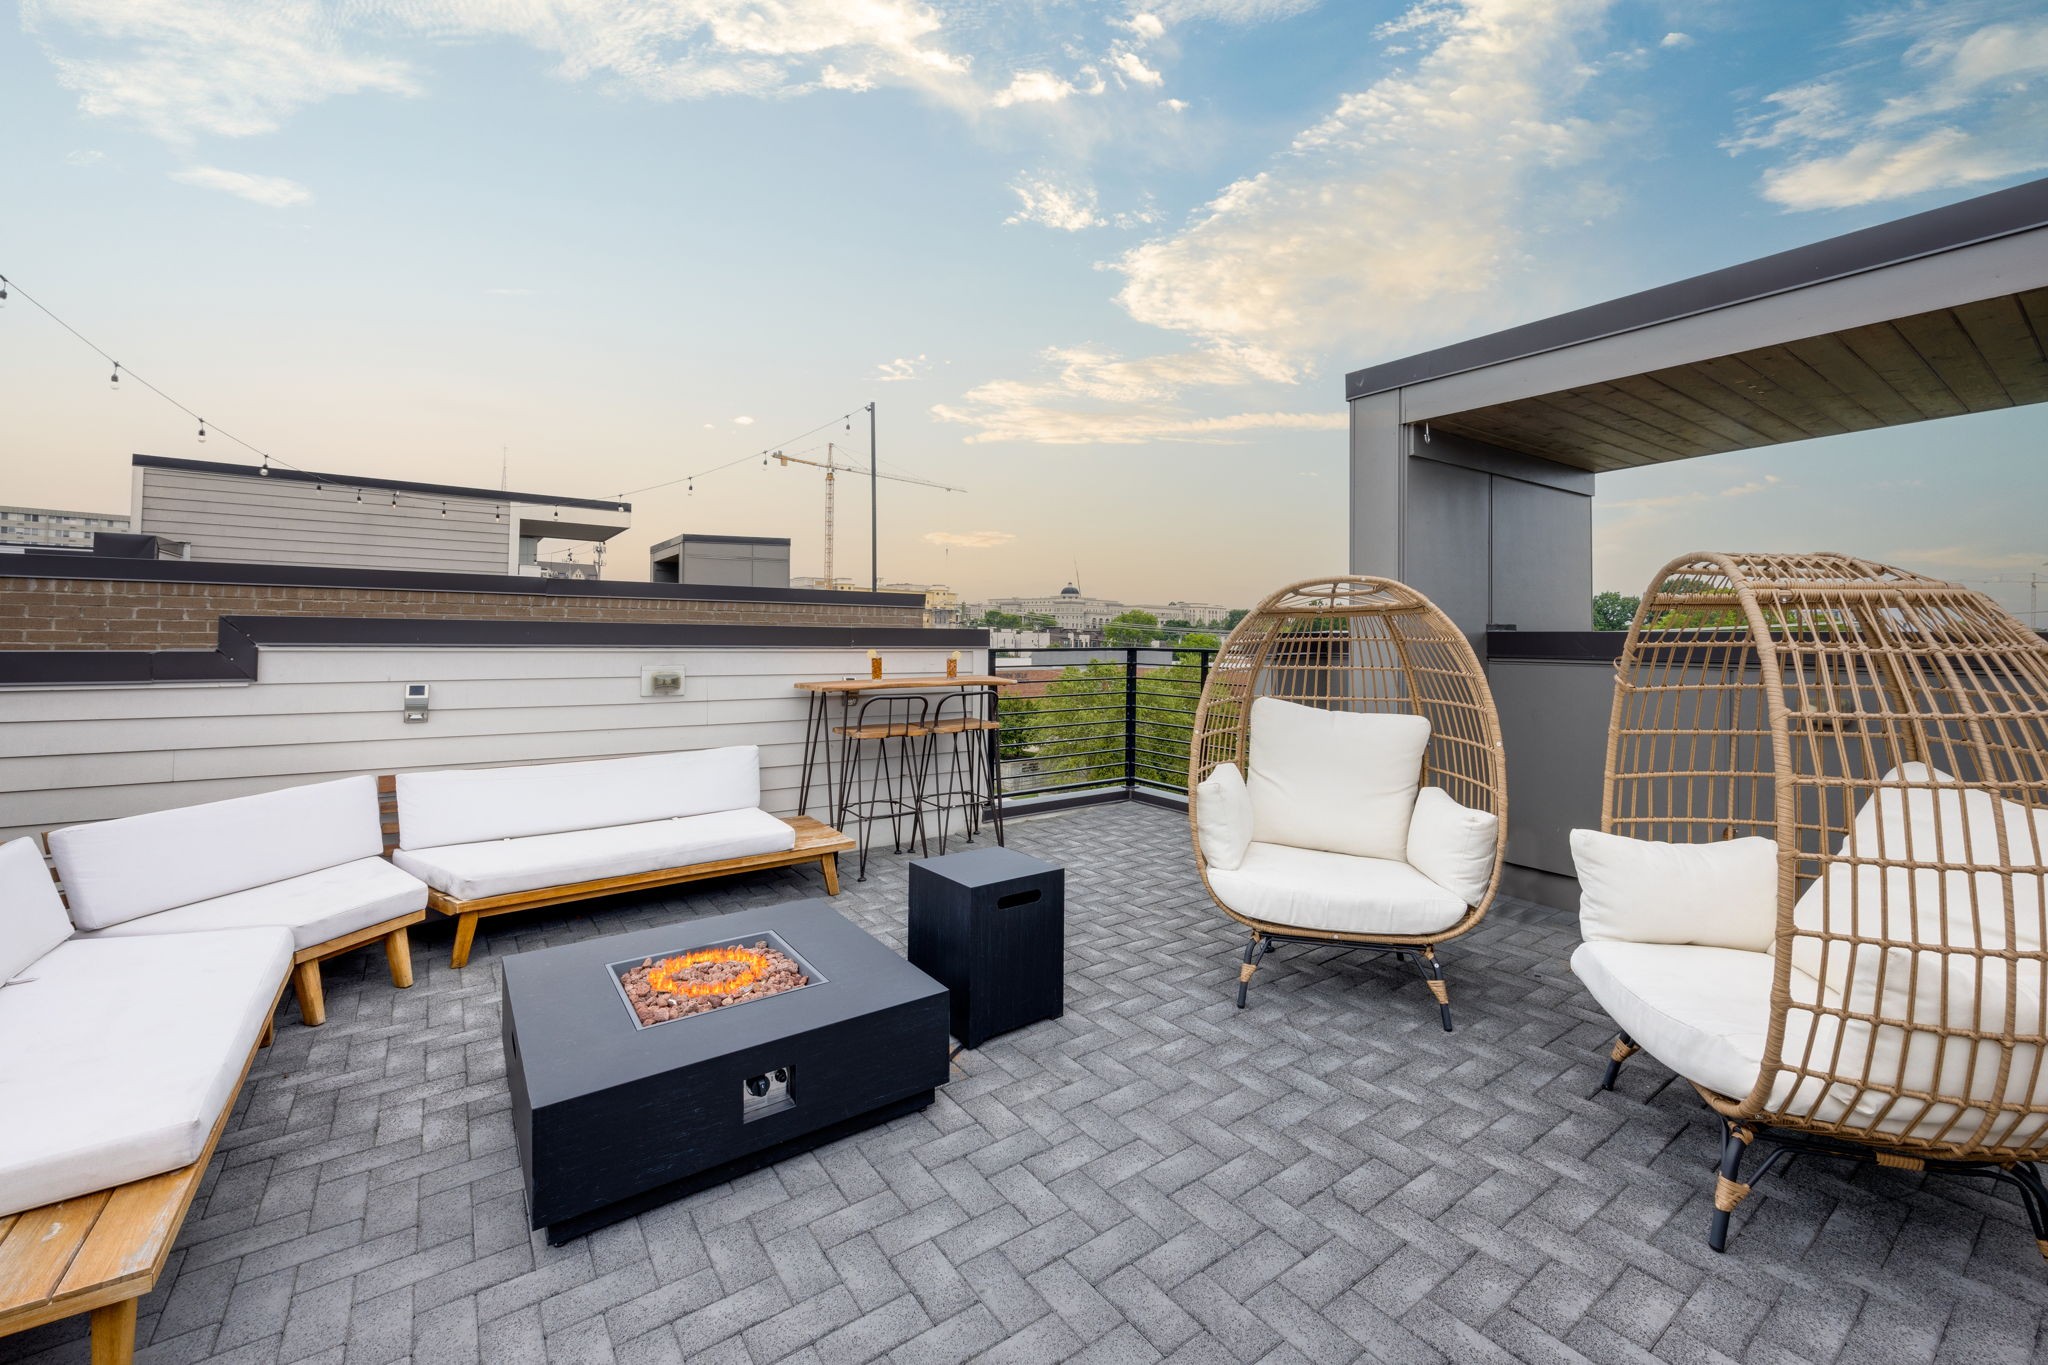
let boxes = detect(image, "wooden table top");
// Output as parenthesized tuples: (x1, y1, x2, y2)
(795, 674, 1015, 693)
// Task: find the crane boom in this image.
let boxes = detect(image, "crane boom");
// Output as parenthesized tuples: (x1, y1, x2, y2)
(772, 444, 964, 586)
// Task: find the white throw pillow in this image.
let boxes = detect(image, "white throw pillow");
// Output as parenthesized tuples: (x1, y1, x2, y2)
(1571, 829, 1780, 952)
(1405, 787, 1499, 907)
(1246, 697, 1430, 861)
(1195, 763, 1254, 872)
(0, 837, 73, 983)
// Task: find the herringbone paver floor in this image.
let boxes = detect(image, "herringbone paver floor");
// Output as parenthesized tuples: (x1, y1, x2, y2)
(8, 803, 2046, 1364)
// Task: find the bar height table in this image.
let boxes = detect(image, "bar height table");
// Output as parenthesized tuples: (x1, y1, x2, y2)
(795, 675, 1016, 876)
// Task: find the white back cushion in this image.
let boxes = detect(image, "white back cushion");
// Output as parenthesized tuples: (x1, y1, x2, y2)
(1791, 764, 2047, 1034)
(1246, 697, 1429, 860)
(50, 776, 384, 931)
(1195, 763, 1253, 872)
(1572, 829, 1780, 952)
(0, 838, 72, 982)
(397, 746, 763, 850)
(1405, 787, 1499, 907)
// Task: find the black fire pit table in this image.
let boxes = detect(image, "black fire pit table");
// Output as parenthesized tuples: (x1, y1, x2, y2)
(501, 899, 949, 1244)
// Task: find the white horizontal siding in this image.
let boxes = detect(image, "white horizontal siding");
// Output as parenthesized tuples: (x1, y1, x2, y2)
(0, 645, 990, 842)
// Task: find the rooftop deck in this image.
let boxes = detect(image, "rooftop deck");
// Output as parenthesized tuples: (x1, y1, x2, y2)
(4, 802, 2040, 1365)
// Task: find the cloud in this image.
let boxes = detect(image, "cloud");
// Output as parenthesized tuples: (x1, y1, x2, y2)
(732, 415, 755, 426)
(24, 1, 1208, 144)
(875, 355, 931, 382)
(1659, 31, 1692, 49)
(168, 164, 312, 206)
(932, 344, 1345, 443)
(1600, 474, 1781, 518)
(941, 0, 1626, 444)
(65, 148, 106, 165)
(1149, 0, 1321, 22)
(29, 0, 418, 143)
(1728, 5, 2048, 209)
(1004, 174, 1104, 230)
(922, 530, 1016, 549)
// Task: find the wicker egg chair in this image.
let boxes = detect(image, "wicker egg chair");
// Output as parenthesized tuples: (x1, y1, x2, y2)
(1581, 551, 2048, 1258)
(1187, 576, 1507, 1028)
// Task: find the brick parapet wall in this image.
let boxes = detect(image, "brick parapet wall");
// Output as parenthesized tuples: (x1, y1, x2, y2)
(0, 575, 925, 650)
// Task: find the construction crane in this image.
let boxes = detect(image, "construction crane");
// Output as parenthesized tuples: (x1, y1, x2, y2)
(770, 443, 964, 587)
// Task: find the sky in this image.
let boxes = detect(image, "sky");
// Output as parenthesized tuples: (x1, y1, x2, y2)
(3, 0, 2046, 620)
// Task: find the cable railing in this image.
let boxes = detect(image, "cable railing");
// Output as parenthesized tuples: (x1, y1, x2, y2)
(992, 647, 1215, 805)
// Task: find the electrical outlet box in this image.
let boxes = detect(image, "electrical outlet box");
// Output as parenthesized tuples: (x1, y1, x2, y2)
(639, 665, 686, 698)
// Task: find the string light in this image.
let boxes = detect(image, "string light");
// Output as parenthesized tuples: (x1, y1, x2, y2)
(110, 362, 120, 392)
(197, 418, 206, 444)
(0, 276, 9, 308)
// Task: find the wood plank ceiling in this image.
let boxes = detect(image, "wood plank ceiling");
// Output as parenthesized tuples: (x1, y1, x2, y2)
(1431, 287, 2048, 472)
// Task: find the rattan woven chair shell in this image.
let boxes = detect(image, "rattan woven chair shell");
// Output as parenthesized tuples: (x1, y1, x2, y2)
(1596, 550, 2048, 1256)
(1186, 576, 1507, 1024)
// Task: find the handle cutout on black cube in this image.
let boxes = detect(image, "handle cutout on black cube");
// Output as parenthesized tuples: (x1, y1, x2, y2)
(996, 889, 1040, 909)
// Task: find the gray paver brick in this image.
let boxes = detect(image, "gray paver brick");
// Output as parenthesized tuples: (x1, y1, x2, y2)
(8, 805, 2043, 1365)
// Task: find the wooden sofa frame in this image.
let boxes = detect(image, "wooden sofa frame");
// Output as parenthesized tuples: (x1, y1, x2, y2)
(377, 777, 856, 968)
(40, 834, 422, 1030)
(0, 980, 287, 1365)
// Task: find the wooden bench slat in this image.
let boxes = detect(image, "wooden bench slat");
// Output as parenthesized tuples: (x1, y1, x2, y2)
(0, 1193, 110, 1317)
(51, 1169, 195, 1305)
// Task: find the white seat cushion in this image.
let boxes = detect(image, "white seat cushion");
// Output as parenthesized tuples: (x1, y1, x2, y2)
(394, 807, 797, 902)
(50, 776, 385, 931)
(1405, 788, 1498, 907)
(1206, 842, 1468, 937)
(0, 927, 292, 1218)
(80, 857, 426, 952)
(1572, 829, 1780, 952)
(1246, 698, 1429, 861)
(1571, 940, 1784, 1102)
(0, 838, 72, 985)
(396, 747, 763, 850)
(1195, 763, 1253, 872)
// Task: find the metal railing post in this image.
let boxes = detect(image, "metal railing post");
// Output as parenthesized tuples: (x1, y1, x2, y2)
(1124, 648, 1138, 796)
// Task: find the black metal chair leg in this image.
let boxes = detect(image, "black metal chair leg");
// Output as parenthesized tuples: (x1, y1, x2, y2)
(1419, 949, 1452, 1032)
(1709, 1122, 1753, 1252)
(1236, 935, 1269, 1009)
(1601, 1032, 1638, 1091)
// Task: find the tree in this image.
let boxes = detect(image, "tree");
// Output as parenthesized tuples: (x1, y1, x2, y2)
(1105, 609, 1160, 647)
(976, 609, 1024, 629)
(1591, 592, 1640, 631)
(1175, 632, 1220, 660)
(1223, 608, 1250, 631)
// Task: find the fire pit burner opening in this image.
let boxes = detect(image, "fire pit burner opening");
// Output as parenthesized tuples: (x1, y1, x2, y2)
(607, 930, 824, 1029)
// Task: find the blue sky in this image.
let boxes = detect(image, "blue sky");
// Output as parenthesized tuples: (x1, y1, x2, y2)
(4, 0, 2045, 617)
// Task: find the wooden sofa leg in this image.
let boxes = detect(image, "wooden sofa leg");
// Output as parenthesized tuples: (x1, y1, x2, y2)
(292, 961, 327, 1028)
(260, 1016, 275, 1048)
(821, 853, 841, 897)
(90, 1296, 137, 1365)
(384, 926, 416, 989)
(450, 913, 480, 970)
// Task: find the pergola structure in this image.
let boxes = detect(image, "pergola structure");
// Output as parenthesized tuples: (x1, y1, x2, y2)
(1345, 176, 2048, 640)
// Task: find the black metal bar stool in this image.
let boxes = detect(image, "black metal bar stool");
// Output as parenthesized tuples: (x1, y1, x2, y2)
(922, 690, 1000, 856)
(833, 694, 935, 880)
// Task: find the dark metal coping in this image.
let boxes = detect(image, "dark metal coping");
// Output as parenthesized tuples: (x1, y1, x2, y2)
(0, 616, 991, 687)
(1484, 631, 1626, 662)
(0, 551, 917, 608)
(650, 533, 792, 553)
(1346, 176, 2048, 401)
(133, 454, 631, 514)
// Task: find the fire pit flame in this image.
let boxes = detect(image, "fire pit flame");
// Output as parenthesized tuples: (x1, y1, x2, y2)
(645, 944, 773, 998)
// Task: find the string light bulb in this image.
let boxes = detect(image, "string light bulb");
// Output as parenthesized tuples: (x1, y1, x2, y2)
(355, 488, 363, 504)
(197, 419, 206, 443)
(0, 276, 9, 308)
(109, 362, 120, 392)
(440, 501, 448, 517)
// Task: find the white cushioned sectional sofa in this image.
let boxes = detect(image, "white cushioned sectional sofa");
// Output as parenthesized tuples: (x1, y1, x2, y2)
(390, 745, 850, 967)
